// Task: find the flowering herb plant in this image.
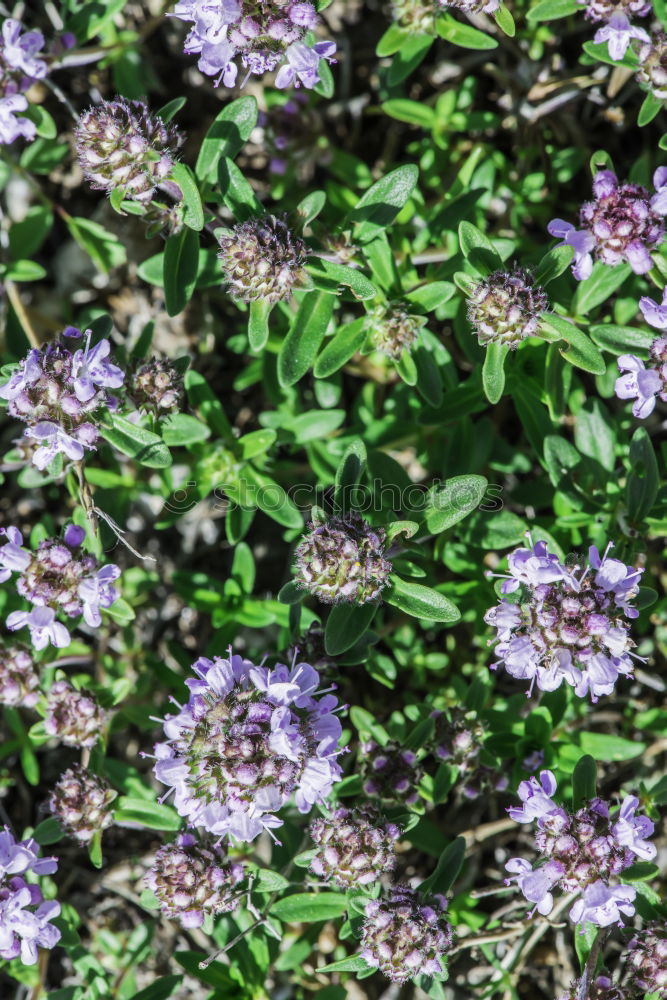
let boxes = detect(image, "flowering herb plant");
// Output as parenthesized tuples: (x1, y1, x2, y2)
(0, 2, 665, 1000)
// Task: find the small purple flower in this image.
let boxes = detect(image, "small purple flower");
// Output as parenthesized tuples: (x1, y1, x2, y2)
(611, 796, 657, 860)
(71, 332, 124, 403)
(275, 41, 336, 89)
(547, 219, 595, 281)
(505, 858, 563, 916)
(0, 93, 33, 144)
(593, 12, 649, 60)
(507, 770, 560, 824)
(485, 536, 642, 701)
(0, 828, 60, 966)
(569, 880, 636, 928)
(639, 286, 667, 328)
(6, 607, 70, 650)
(615, 333, 667, 419)
(1, 19, 47, 87)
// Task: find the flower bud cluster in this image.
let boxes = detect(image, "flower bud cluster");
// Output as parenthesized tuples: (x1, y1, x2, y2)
(427, 708, 508, 799)
(0, 328, 124, 470)
(637, 31, 667, 99)
(549, 169, 667, 280)
(0, 19, 47, 145)
(218, 215, 307, 304)
(49, 766, 117, 843)
(294, 512, 392, 605)
(467, 268, 548, 348)
(261, 93, 329, 179)
(129, 358, 183, 413)
(0, 828, 60, 965)
(626, 922, 667, 995)
(367, 303, 424, 359)
(76, 99, 183, 204)
(361, 885, 454, 983)
(309, 805, 400, 888)
(360, 740, 423, 806)
(45, 680, 107, 748)
(170, 0, 336, 90)
(484, 536, 642, 702)
(146, 833, 244, 928)
(505, 770, 655, 927)
(152, 653, 343, 842)
(0, 642, 40, 707)
(0, 524, 121, 649)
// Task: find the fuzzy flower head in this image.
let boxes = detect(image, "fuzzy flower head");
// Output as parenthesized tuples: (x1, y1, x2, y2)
(391, 0, 438, 33)
(467, 267, 548, 348)
(437, 0, 501, 11)
(76, 98, 183, 204)
(360, 739, 423, 806)
(0, 524, 121, 649)
(49, 766, 117, 843)
(45, 680, 107, 749)
(484, 535, 643, 702)
(146, 833, 244, 928)
(614, 294, 667, 418)
(594, 13, 649, 60)
(367, 303, 425, 360)
(308, 805, 400, 889)
(505, 771, 654, 927)
(636, 30, 667, 99)
(361, 885, 454, 983)
(151, 652, 344, 843)
(130, 358, 183, 413)
(551, 169, 667, 280)
(577, 0, 651, 23)
(0, 643, 40, 708)
(218, 215, 307, 304)
(0, 827, 60, 966)
(0, 328, 124, 471)
(294, 512, 392, 606)
(626, 922, 667, 994)
(170, 0, 335, 89)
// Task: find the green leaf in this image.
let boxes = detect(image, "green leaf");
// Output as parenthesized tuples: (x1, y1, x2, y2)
(347, 164, 419, 242)
(161, 414, 211, 447)
(420, 837, 466, 895)
(320, 955, 371, 973)
(572, 755, 597, 809)
(88, 830, 103, 869)
(573, 262, 631, 315)
(278, 580, 304, 604)
(395, 349, 418, 385)
(156, 97, 187, 123)
(66, 217, 126, 273)
(253, 869, 291, 892)
(627, 426, 659, 521)
(527, 0, 580, 19)
(334, 438, 367, 513)
(458, 221, 503, 274)
(385, 575, 460, 623)
(638, 91, 663, 127)
(576, 732, 646, 761)
(589, 323, 654, 353)
(622, 862, 660, 881)
(376, 23, 413, 56)
(482, 342, 508, 403)
(278, 291, 335, 387)
(381, 99, 436, 129)
(248, 299, 272, 352)
(574, 399, 615, 472)
(425, 475, 488, 533)
(164, 227, 199, 317)
(269, 893, 349, 922)
(538, 314, 606, 375)
(131, 977, 184, 1000)
(21, 104, 57, 139)
(297, 190, 327, 227)
(405, 281, 455, 311)
(184, 370, 232, 437)
(313, 57, 335, 98)
(494, 4, 515, 35)
(387, 34, 434, 85)
(324, 602, 378, 655)
(3, 260, 47, 282)
(237, 428, 277, 459)
(533, 245, 574, 286)
(195, 96, 258, 181)
(314, 319, 367, 377)
(66, 0, 127, 40)
(306, 258, 377, 300)
(105, 598, 136, 624)
(114, 796, 181, 831)
(436, 13, 498, 49)
(169, 163, 204, 231)
(32, 817, 65, 846)
(100, 415, 172, 469)
(217, 157, 264, 220)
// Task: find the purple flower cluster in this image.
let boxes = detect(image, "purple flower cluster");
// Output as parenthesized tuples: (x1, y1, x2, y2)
(485, 536, 643, 702)
(146, 833, 244, 928)
(361, 739, 423, 806)
(45, 680, 107, 748)
(428, 709, 509, 799)
(0, 828, 60, 965)
(614, 290, 667, 418)
(0, 643, 40, 707)
(548, 169, 667, 280)
(309, 805, 400, 888)
(0, 524, 121, 649)
(170, 0, 336, 89)
(0, 19, 47, 145)
(0, 328, 124, 470)
(361, 885, 454, 983)
(577, 0, 651, 60)
(505, 770, 655, 927)
(627, 921, 667, 993)
(151, 652, 344, 842)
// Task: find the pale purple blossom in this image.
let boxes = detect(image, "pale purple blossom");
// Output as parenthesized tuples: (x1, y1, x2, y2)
(504, 857, 563, 916)
(611, 796, 657, 861)
(1, 19, 47, 89)
(546, 219, 595, 281)
(0, 828, 60, 966)
(507, 770, 560, 824)
(485, 536, 642, 701)
(639, 286, 667, 328)
(151, 652, 344, 843)
(569, 881, 637, 928)
(6, 607, 71, 650)
(593, 13, 649, 60)
(615, 333, 667, 419)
